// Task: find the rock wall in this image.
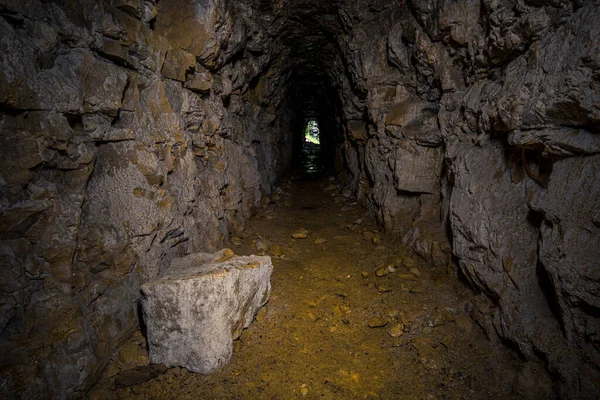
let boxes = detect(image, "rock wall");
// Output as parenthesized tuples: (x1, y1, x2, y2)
(0, 0, 292, 397)
(1, 0, 599, 398)
(328, 0, 600, 398)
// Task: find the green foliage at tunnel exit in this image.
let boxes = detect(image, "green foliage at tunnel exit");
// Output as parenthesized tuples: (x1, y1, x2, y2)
(304, 120, 320, 145)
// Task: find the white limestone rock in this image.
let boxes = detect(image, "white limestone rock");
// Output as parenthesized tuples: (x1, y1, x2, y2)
(141, 249, 273, 374)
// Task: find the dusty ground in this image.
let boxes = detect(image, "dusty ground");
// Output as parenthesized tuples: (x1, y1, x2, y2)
(88, 173, 554, 399)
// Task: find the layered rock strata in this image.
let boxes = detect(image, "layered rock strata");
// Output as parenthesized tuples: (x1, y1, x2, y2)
(0, 0, 289, 397)
(327, 1, 600, 398)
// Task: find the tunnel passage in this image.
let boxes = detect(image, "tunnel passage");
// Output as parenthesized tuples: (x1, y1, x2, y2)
(288, 70, 344, 177)
(261, 0, 347, 178)
(1, 0, 599, 398)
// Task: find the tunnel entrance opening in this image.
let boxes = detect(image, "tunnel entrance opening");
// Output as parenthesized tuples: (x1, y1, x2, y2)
(288, 64, 342, 180)
(304, 119, 320, 145)
(301, 118, 323, 176)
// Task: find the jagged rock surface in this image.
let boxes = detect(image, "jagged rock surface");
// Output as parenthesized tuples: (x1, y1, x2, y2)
(141, 249, 273, 374)
(0, 0, 289, 397)
(0, 0, 598, 398)
(317, 2, 600, 398)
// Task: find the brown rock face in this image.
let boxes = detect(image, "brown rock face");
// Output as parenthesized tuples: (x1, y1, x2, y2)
(0, 0, 286, 397)
(0, 0, 598, 399)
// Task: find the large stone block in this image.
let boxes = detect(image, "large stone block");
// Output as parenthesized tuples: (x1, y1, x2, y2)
(141, 249, 273, 374)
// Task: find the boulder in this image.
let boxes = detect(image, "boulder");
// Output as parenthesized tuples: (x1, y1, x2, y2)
(141, 249, 273, 374)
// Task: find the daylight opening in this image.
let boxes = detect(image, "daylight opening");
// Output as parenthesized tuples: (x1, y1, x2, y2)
(301, 119, 322, 176)
(304, 119, 320, 144)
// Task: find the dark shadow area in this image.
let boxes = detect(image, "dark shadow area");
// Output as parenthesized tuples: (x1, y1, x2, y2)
(536, 260, 565, 336)
(288, 67, 344, 179)
(137, 301, 147, 338)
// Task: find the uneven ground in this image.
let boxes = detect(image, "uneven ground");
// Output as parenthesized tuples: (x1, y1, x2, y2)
(88, 167, 553, 399)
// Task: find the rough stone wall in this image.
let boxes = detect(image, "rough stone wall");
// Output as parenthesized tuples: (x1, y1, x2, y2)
(0, 0, 291, 397)
(330, 0, 600, 397)
(1, 0, 598, 398)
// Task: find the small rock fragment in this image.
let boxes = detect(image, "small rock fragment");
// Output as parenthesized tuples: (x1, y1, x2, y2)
(376, 283, 391, 293)
(314, 237, 327, 244)
(269, 244, 283, 257)
(361, 271, 369, 279)
(292, 228, 309, 239)
(388, 324, 404, 338)
(300, 384, 309, 397)
(375, 264, 396, 277)
(305, 300, 317, 308)
(254, 240, 268, 252)
(368, 317, 388, 328)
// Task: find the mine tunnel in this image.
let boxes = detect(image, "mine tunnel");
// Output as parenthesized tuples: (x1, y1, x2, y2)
(290, 72, 341, 176)
(1, 0, 599, 399)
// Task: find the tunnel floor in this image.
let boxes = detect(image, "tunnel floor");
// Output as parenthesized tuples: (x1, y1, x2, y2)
(89, 177, 529, 399)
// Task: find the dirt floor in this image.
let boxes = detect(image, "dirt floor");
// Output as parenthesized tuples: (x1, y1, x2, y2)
(88, 173, 553, 399)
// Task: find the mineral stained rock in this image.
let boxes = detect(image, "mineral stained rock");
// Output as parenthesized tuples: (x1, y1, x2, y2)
(141, 249, 273, 374)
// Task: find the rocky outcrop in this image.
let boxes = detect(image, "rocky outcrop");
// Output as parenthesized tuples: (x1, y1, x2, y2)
(0, 0, 290, 397)
(324, 1, 600, 398)
(141, 249, 273, 374)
